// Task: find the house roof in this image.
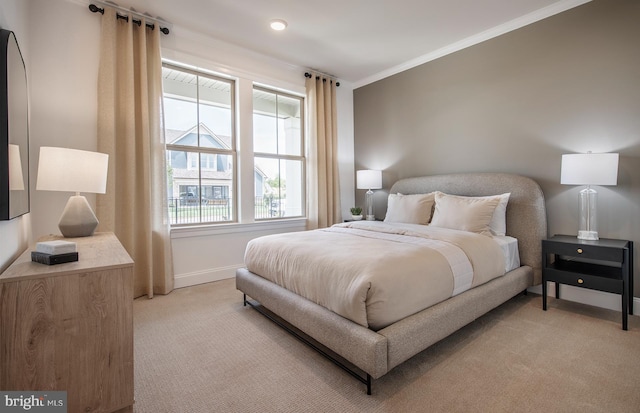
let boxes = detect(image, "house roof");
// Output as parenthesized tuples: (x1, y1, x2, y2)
(166, 123, 231, 149)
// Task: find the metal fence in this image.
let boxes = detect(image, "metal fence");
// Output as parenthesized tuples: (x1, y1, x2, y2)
(255, 196, 285, 219)
(168, 197, 231, 224)
(168, 197, 279, 224)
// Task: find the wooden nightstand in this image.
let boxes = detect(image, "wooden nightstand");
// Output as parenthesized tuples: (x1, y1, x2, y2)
(542, 235, 634, 330)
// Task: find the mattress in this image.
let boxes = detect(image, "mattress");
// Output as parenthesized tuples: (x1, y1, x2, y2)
(244, 221, 515, 330)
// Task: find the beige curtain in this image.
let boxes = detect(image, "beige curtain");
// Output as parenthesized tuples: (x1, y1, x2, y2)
(96, 7, 173, 298)
(306, 73, 341, 229)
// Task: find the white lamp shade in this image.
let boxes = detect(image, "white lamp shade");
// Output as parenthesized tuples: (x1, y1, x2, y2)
(8, 144, 25, 191)
(560, 153, 619, 186)
(357, 170, 382, 190)
(36, 147, 109, 194)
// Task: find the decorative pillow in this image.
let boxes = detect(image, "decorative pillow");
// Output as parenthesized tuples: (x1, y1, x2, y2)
(430, 192, 503, 235)
(384, 192, 435, 225)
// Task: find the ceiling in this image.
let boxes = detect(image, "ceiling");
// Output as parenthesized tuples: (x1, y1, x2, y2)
(94, 0, 589, 86)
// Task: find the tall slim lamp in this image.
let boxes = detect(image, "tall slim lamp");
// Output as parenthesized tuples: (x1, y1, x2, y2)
(36, 147, 109, 238)
(357, 169, 382, 221)
(560, 152, 618, 240)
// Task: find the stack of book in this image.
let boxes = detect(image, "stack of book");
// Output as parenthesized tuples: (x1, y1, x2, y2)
(31, 240, 79, 265)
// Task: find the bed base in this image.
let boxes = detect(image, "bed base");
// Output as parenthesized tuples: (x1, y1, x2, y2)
(237, 266, 533, 395)
(243, 294, 373, 395)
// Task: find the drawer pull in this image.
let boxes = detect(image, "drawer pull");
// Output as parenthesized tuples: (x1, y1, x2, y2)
(578, 278, 584, 284)
(577, 248, 583, 254)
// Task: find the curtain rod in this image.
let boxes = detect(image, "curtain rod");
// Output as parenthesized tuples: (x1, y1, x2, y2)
(305, 72, 340, 87)
(89, 3, 170, 35)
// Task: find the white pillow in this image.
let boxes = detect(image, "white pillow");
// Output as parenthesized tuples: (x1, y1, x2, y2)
(430, 192, 503, 235)
(486, 193, 510, 236)
(384, 192, 435, 224)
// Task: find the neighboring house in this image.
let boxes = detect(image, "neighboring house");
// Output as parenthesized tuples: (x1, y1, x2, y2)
(166, 123, 271, 203)
(254, 164, 271, 199)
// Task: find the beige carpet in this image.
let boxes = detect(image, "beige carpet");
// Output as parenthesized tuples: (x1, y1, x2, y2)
(133, 279, 640, 413)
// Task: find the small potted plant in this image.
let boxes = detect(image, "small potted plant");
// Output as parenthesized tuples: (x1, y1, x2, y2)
(350, 207, 363, 221)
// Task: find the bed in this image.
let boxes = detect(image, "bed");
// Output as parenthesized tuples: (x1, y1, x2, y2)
(236, 173, 547, 394)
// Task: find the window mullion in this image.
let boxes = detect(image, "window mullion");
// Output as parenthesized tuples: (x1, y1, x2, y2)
(254, 152, 303, 162)
(167, 144, 233, 156)
(237, 78, 256, 223)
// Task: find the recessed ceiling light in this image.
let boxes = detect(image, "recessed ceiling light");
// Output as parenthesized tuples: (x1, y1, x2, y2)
(270, 19, 288, 31)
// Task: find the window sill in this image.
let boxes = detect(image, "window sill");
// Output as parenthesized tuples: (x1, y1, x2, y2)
(170, 218, 307, 239)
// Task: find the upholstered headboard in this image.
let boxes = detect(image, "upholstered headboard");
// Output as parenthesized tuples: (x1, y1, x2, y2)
(389, 173, 547, 285)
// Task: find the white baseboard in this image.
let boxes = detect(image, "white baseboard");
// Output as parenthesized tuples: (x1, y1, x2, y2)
(174, 264, 240, 289)
(528, 283, 640, 313)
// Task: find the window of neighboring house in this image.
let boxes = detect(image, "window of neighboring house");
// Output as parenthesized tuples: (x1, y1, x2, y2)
(253, 87, 305, 220)
(163, 63, 235, 225)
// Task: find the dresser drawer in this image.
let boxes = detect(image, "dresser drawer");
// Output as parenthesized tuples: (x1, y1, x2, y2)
(544, 241, 623, 262)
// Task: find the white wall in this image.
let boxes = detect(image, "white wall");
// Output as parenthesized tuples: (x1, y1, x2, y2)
(0, 0, 31, 272)
(27, 0, 101, 240)
(9, 0, 355, 287)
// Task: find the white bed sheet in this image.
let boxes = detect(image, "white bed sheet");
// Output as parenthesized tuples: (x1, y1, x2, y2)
(492, 235, 520, 273)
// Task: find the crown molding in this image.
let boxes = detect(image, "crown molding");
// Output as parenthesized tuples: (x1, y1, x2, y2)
(353, 0, 592, 89)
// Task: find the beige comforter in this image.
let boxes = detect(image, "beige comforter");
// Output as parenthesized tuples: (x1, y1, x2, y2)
(244, 221, 506, 330)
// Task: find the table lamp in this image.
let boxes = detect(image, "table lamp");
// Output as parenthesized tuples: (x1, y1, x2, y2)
(560, 152, 618, 240)
(357, 170, 382, 221)
(36, 147, 109, 237)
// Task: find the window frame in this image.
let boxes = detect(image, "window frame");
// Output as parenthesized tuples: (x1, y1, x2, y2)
(252, 85, 306, 221)
(163, 62, 237, 226)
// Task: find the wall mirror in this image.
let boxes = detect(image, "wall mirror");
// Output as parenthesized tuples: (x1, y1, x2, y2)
(0, 28, 29, 220)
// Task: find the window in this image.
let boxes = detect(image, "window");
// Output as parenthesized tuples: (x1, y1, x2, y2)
(253, 87, 305, 220)
(162, 62, 305, 226)
(163, 64, 235, 225)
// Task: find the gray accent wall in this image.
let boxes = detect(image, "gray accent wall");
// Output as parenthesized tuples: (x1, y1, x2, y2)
(354, 0, 640, 295)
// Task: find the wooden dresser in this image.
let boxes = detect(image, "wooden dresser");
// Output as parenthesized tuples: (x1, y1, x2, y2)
(0, 232, 134, 413)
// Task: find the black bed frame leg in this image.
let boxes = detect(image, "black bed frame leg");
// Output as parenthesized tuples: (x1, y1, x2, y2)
(243, 293, 247, 306)
(242, 295, 375, 395)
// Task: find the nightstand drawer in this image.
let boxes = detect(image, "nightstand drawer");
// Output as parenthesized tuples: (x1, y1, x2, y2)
(544, 241, 623, 261)
(545, 269, 623, 294)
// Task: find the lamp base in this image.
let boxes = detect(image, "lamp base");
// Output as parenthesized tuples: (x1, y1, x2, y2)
(58, 195, 99, 238)
(365, 189, 375, 221)
(577, 187, 598, 241)
(578, 230, 598, 241)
